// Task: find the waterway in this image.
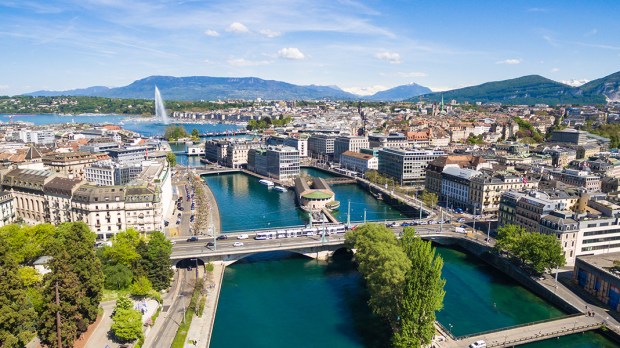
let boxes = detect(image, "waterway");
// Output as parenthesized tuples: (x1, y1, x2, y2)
(210, 245, 578, 347)
(1, 113, 241, 137)
(202, 170, 409, 232)
(519, 331, 619, 347)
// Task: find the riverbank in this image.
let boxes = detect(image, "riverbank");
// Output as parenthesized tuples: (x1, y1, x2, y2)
(184, 263, 225, 348)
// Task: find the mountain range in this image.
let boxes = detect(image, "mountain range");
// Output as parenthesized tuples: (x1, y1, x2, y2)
(414, 72, 620, 105)
(25, 76, 428, 102)
(24, 71, 620, 104)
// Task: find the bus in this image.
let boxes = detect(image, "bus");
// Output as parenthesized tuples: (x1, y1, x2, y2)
(255, 231, 277, 240)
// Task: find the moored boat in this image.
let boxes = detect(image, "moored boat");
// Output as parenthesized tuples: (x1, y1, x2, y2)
(259, 179, 275, 187)
(274, 186, 287, 192)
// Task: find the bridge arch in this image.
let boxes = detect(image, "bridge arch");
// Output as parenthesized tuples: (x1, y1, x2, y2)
(175, 257, 207, 269)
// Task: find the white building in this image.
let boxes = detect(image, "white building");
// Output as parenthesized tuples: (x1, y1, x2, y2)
(340, 151, 378, 173)
(284, 136, 308, 158)
(334, 136, 369, 162)
(0, 191, 15, 227)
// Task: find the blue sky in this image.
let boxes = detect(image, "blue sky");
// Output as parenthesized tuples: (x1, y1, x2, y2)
(1, 0, 619, 96)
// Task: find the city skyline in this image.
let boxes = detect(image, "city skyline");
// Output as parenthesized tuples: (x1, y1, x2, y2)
(1, 0, 619, 96)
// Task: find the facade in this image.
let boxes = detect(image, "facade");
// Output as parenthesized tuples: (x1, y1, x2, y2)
(574, 253, 620, 312)
(441, 167, 481, 213)
(107, 147, 147, 166)
(186, 144, 205, 156)
(554, 169, 602, 192)
(79, 137, 119, 153)
(265, 146, 300, 181)
(42, 151, 99, 179)
(368, 133, 408, 149)
(469, 172, 539, 215)
(0, 190, 15, 227)
(379, 148, 445, 184)
(1, 168, 56, 224)
(551, 129, 588, 145)
(204, 140, 229, 164)
(334, 136, 369, 162)
(18, 130, 55, 145)
(225, 141, 262, 169)
(308, 134, 335, 158)
(85, 161, 143, 186)
(284, 136, 308, 158)
(339, 151, 378, 173)
(425, 155, 487, 197)
(44, 177, 85, 225)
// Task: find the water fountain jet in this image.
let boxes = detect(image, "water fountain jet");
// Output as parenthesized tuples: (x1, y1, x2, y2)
(154, 86, 170, 125)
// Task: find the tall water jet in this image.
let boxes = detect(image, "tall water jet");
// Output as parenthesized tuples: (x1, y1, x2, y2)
(154, 86, 170, 125)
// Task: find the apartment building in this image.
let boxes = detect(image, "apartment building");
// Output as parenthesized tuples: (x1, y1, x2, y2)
(42, 151, 100, 180)
(554, 169, 602, 192)
(0, 191, 15, 227)
(368, 133, 408, 149)
(1, 168, 56, 224)
(204, 139, 229, 164)
(425, 155, 487, 197)
(284, 136, 308, 158)
(339, 151, 378, 173)
(334, 136, 369, 162)
(307, 134, 335, 158)
(107, 147, 147, 166)
(225, 141, 262, 168)
(378, 148, 445, 184)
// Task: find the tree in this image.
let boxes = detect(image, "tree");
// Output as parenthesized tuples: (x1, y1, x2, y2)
(104, 264, 133, 290)
(166, 152, 177, 167)
(145, 232, 173, 291)
(38, 223, 104, 347)
(495, 224, 566, 273)
(420, 190, 438, 208)
(191, 128, 200, 138)
(130, 276, 153, 297)
(393, 228, 445, 347)
(164, 125, 188, 140)
(0, 238, 37, 347)
(111, 307, 143, 343)
(102, 229, 141, 268)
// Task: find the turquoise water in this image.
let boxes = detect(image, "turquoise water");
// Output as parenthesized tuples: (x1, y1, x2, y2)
(202, 173, 409, 232)
(437, 246, 565, 337)
(519, 331, 619, 347)
(203, 173, 307, 232)
(300, 167, 341, 178)
(211, 245, 573, 347)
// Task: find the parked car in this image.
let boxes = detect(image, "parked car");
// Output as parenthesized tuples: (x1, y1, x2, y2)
(206, 242, 215, 247)
(469, 340, 486, 348)
(187, 236, 199, 242)
(233, 242, 244, 247)
(216, 235, 228, 240)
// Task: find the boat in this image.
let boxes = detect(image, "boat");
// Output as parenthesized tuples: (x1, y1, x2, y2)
(259, 179, 275, 187)
(273, 186, 287, 192)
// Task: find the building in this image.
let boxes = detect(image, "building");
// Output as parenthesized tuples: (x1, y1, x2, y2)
(107, 147, 147, 166)
(1, 168, 56, 224)
(425, 155, 487, 197)
(573, 252, 620, 312)
(186, 143, 205, 156)
(85, 161, 143, 186)
(307, 134, 335, 159)
(469, 171, 539, 215)
(18, 130, 55, 145)
(42, 151, 99, 179)
(250, 146, 300, 181)
(204, 140, 229, 164)
(225, 141, 262, 169)
(334, 136, 369, 162)
(0, 190, 15, 227)
(441, 167, 481, 213)
(44, 177, 85, 225)
(551, 129, 588, 145)
(378, 148, 445, 184)
(79, 137, 119, 153)
(368, 133, 408, 149)
(294, 177, 338, 212)
(554, 169, 602, 192)
(339, 151, 378, 173)
(284, 136, 308, 158)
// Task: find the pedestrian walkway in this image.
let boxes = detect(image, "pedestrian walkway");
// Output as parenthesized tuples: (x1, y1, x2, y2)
(143, 271, 183, 348)
(184, 262, 226, 348)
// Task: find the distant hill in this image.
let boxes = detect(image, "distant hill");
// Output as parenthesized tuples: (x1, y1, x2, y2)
(364, 83, 432, 101)
(578, 71, 620, 102)
(412, 74, 614, 105)
(24, 76, 359, 101)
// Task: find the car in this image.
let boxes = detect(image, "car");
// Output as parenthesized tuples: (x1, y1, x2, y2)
(469, 340, 486, 348)
(428, 220, 436, 225)
(457, 218, 466, 223)
(176, 219, 181, 225)
(237, 234, 249, 240)
(206, 242, 215, 247)
(460, 224, 468, 229)
(178, 207, 184, 211)
(177, 213, 182, 217)
(187, 236, 199, 242)
(233, 242, 244, 247)
(216, 235, 228, 240)
(401, 222, 410, 227)
(164, 220, 169, 226)
(418, 221, 428, 225)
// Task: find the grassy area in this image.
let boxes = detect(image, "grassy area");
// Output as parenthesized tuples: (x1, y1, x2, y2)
(101, 288, 131, 302)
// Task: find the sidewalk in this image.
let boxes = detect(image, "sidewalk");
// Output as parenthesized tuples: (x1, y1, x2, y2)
(143, 271, 184, 348)
(184, 263, 226, 348)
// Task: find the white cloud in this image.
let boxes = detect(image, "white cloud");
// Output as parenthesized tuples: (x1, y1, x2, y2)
(226, 22, 250, 33)
(277, 47, 305, 60)
(528, 7, 549, 13)
(227, 58, 271, 66)
(496, 58, 521, 65)
(342, 85, 388, 96)
(375, 51, 401, 64)
(550, 67, 560, 73)
(259, 29, 281, 38)
(204, 29, 219, 37)
(0, 85, 9, 91)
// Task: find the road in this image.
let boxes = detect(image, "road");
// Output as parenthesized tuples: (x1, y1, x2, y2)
(144, 270, 196, 348)
(170, 222, 495, 261)
(84, 301, 117, 348)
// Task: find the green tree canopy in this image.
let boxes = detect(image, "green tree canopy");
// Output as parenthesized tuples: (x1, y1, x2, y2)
(495, 224, 566, 273)
(420, 190, 438, 208)
(111, 307, 143, 343)
(104, 264, 134, 290)
(191, 128, 200, 138)
(164, 125, 188, 140)
(102, 229, 142, 267)
(145, 232, 173, 291)
(166, 151, 177, 167)
(130, 276, 153, 297)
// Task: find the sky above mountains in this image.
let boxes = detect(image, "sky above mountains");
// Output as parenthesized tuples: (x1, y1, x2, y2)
(1, 0, 619, 96)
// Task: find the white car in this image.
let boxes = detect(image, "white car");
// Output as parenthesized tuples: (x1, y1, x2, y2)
(237, 234, 249, 240)
(469, 340, 486, 348)
(233, 242, 244, 247)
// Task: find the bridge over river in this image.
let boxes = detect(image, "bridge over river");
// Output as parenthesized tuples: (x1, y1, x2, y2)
(171, 223, 620, 347)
